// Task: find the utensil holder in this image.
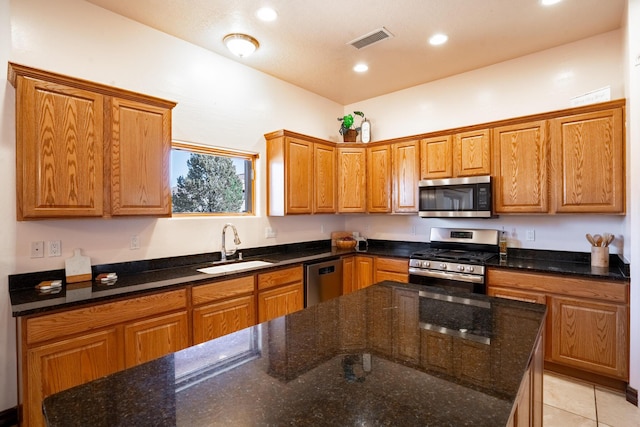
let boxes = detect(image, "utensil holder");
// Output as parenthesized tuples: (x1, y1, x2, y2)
(591, 246, 609, 268)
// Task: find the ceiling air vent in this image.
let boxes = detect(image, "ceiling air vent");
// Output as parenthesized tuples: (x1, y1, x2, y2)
(348, 27, 394, 50)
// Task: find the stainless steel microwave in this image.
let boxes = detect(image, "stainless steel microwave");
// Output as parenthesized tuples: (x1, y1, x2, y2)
(418, 176, 493, 218)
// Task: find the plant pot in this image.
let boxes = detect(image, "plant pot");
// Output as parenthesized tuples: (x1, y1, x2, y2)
(343, 129, 358, 142)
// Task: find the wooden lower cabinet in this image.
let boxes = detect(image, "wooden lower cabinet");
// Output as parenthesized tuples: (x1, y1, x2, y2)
(487, 268, 629, 383)
(343, 255, 375, 294)
(19, 289, 188, 427)
(25, 329, 120, 427)
(508, 332, 544, 427)
(192, 276, 256, 344)
(193, 296, 255, 344)
(257, 266, 304, 323)
(550, 295, 627, 379)
(124, 311, 189, 368)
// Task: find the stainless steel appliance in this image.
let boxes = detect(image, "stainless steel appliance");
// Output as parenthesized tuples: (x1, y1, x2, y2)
(409, 227, 499, 294)
(305, 258, 343, 307)
(418, 175, 493, 218)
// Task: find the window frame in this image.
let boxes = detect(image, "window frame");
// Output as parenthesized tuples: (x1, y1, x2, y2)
(171, 140, 257, 217)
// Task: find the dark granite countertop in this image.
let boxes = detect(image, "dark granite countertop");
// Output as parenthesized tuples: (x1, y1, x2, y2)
(9, 239, 628, 317)
(42, 281, 546, 427)
(486, 248, 630, 281)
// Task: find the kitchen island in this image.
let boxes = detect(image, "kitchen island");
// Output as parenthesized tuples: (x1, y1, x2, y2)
(42, 281, 545, 426)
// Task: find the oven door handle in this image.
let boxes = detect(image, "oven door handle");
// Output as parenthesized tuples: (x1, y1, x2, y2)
(408, 267, 484, 284)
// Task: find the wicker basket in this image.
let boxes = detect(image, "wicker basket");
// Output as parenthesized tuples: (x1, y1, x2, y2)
(336, 238, 357, 249)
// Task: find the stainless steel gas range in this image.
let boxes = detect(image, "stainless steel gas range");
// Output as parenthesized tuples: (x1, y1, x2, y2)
(409, 227, 500, 294)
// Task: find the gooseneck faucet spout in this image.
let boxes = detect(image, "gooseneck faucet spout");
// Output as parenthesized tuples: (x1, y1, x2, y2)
(221, 223, 241, 261)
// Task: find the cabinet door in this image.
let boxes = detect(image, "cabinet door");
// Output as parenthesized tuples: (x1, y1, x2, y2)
(284, 137, 314, 214)
(367, 144, 391, 213)
(493, 121, 549, 213)
(454, 129, 491, 177)
(393, 140, 420, 213)
(354, 255, 375, 290)
(26, 329, 119, 427)
(550, 296, 628, 379)
(258, 282, 304, 323)
(550, 108, 624, 213)
(193, 295, 256, 344)
(109, 98, 171, 216)
(124, 311, 189, 368)
(16, 76, 104, 219)
(314, 142, 336, 213)
(420, 135, 452, 179)
(342, 256, 356, 295)
(337, 147, 367, 212)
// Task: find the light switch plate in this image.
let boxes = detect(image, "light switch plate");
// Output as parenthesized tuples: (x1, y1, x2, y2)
(526, 230, 535, 241)
(31, 241, 44, 258)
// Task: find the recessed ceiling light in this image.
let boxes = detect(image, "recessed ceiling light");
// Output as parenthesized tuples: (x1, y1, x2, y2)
(256, 7, 278, 21)
(223, 33, 259, 57)
(541, 0, 563, 5)
(429, 33, 448, 46)
(353, 63, 369, 73)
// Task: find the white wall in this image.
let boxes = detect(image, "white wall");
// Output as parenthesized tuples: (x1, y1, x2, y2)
(1, 0, 635, 413)
(0, 0, 17, 414)
(625, 0, 639, 396)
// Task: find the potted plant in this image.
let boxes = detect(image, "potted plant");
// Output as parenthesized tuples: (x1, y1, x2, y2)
(338, 111, 365, 142)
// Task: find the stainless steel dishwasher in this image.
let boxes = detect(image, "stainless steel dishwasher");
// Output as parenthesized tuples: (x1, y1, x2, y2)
(305, 258, 343, 307)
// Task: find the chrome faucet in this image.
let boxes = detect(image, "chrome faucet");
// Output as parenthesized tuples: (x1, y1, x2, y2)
(221, 223, 241, 261)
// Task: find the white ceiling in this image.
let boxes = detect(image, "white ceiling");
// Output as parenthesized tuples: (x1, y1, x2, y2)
(84, 0, 625, 105)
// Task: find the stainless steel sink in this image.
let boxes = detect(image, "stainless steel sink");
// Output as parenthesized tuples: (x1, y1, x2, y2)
(197, 260, 273, 275)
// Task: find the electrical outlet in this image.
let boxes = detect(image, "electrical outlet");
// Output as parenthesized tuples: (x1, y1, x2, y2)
(48, 240, 61, 257)
(130, 235, 140, 250)
(526, 229, 535, 241)
(265, 227, 277, 238)
(320, 225, 325, 233)
(31, 241, 44, 258)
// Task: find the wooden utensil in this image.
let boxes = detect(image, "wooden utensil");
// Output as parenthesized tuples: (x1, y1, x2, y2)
(593, 234, 603, 247)
(604, 233, 614, 247)
(586, 233, 596, 246)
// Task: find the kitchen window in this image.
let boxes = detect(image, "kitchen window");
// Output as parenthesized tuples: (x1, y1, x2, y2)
(171, 141, 256, 215)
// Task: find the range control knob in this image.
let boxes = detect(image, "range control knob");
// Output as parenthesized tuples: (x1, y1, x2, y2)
(457, 265, 465, 271)
(440, 263, 447, 270)
(423, 261, 430, 268)
(466, 266, 475, 272)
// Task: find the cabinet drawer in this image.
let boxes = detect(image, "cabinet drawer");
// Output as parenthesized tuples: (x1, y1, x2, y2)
(376, 257, 408, 273)
(192, 276, 255, 305)
(26, 289, 187, 345)
(258, 266, 303, 291)
(487, 268, 628, 304)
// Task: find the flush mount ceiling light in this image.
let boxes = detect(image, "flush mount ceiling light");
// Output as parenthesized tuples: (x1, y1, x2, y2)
(223, 33, 259, 57)
(353, 63, 369, 73)
(256, 7, 278, 21)
(541, 0, 563, 5)
(429, 33, 448, 46)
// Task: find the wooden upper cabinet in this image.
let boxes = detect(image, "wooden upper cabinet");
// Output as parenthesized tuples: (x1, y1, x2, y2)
(265, 130, 336, 215)
(109, 98, 172, 216)
(392, 140, 420, 213)
(285, 137, 314, 214)
(314, 142, 337, 213)
(367, 144, 391, 213)
(454, 129, 491, 177)
(550, 108, 624, 214)
(9, 63, 176, 220)
(420, 135, 453, 179)
(493, 121, 549, 213)
(337, 147, 367, 213)
(14, 76, 105, 220)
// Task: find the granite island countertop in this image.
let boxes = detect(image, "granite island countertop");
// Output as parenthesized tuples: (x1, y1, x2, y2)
(42, 281, 546, 427)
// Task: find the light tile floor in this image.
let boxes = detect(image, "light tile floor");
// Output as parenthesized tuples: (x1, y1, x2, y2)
(544, 371, 640, 426)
